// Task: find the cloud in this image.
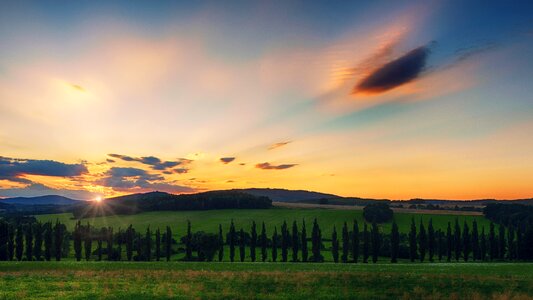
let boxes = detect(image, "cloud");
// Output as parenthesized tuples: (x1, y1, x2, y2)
(255, 162, 297, 170)
(0, 156, 87, 183)
(354, 46, 430, 94)
(174, 168, 189, 174)
(220, 157, 236, 164)
(268, 141, 292, 150)
(107, 153, 188, 170)
(0, 183, 97, 200)
(97, 166, 194, 193)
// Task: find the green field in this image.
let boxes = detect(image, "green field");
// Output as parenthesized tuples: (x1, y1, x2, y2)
(0, 262, 532, 299)
(36, 207, 491, 237)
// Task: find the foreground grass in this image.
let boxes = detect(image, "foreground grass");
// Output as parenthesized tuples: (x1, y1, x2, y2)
(1, 262, 532, 299)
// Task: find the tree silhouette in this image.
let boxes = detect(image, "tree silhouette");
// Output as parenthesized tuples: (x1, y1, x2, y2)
(229, 220, 236, 262)
(472, 220, 480, 261)
(281, 221, 288, 262)
(260, 222, 267, 262)
(332, 226, 339, 263)
(363, 223, 369, 263)
(418, 220, 427, 262)
(428, 219, 435, 262)
(272, 227, 278, 262)
(409, 218, 416, 262)
(156, 228, 161, 261)
(371, 222, 379, 263)
(165, 226, 172, 262)
(25, 223, 33, 261)
(218, 224, 224, 262)
(390, 221, 399, 263)
(239, 229, 246, 262)
(250, 221, 257, 262)
(15, 225, 23, 261)
(454, 219, 461, 261)
(33, 222, 43, 261)
(446, 222, 452, 262)
(73, 221, 82, 261)
(291, 221, 299, 262)
(463, 222, 470, 262)
(489, 223, 496, 260)
(301, 220, 308, 263)
(341, 222, 349, 263)
(186, 221, 192, 261)
(352, 220, 359, 263)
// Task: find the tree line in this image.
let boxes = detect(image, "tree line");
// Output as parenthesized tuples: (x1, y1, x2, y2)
(1, 218, 532, 262)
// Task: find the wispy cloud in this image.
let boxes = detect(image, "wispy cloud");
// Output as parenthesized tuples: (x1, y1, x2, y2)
(255, 162, 297, 170)
(220, 157, 236, 164)
(107, 153, 189, 170)
(268, 141, 292, 150)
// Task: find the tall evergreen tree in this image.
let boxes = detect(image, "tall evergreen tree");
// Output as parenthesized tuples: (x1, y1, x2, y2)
(73, 221, 82, 261)
(446, 222, 452, 262)
(352, 220, 359, 263)
(240, 229, 250, 262)
(516, 225, 523, 260)
(463, 221, 471, 262)
(437, 230, 444, 262)
(25, 224, 33, 261)
(480, 227, 487, 261)
(428, 219, 435, 262)
(409, 218, 417, 262)
(272, 227, 278, 262)
(418, 220, 427, 262)
(218, 224, 224, 262)
(155, 228, 161, 261)
(311, 218, 322, 262)
(116, 228, 122, 261)
(363, 223, 369, 263)
(507, 227, 515, 261)
(107, 227, 114, 261)
(371, 221, 379, 263)
(281, 221, 288, 262)
(165, 226, 172, 261)
(301, 220, 308, 262)
(341, 222, 349, 263)
(145, 227, 151, 261)
(54, 221, 64, 261)
(135, 232, 142, 261)
(291, 221, 299, 262)
(332, 226, 339, 263)
(7, 224, 15, 261)
(126, 225, 133, 261)
(33, 222, 43, 261)
(498, 224, 506, 260)
(260, 222, 267, 262)
(472, 220, 480, 261)
(390, 221, 399, 263)
(229, 220, 236, 262)
(454, 219, 461, 261)
(489, 222, 496, 260)
(44, 222, 52, 261)
(186, 220, 192, 261)
(0, 221, 7, 261)
(251, 221, 257, 262)
(15, 225, 23, 261)
(97, 228, 104, 261)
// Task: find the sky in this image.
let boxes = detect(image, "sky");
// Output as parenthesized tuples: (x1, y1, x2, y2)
(1, 0, 532, 200)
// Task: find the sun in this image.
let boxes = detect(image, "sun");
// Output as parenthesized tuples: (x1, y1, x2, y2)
(93, 196, 103, 203)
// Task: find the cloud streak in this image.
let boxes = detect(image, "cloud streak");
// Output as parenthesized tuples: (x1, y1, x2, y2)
(255, 162, 297, 170)
(220, 157, 236, 164)
(268, 141, 292, 150)
(108, 154, 189, 170)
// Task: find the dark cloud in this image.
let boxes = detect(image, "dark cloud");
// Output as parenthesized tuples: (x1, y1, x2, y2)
(106, 159, 115, 163)
(174, 168, 189, 174)
(268, 141, 291, 150)
(107, 154, 189, 170)
(354, 46, 430, 94)
(0, 156, 87, 183)
(220, 157, 236, 164)
(255, 162, 297, 170)
(97, 167, 194, 193)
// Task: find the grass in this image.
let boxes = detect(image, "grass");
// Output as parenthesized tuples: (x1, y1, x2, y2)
(36, 207, 492, 237)
(0, 261, 532, 299)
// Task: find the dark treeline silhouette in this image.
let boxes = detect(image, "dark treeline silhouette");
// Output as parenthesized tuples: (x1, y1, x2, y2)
(484, 203, 533, 228)
(72, 191, 272, 218)
(1, 217, 533, 262)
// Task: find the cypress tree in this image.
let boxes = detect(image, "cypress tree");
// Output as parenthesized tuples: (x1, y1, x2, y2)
(428, 219, 435, 262)
(54, 221, 64, 261)
(229, 220, 236, 262)
(409, 218, 417, 262)
(418, 220, 427, 262)
(73, 221, 82, 261)
(463, 221, 470, 262)
(25, 223, 33, 261)
(155, 228, 161, 261)
(145, 227, 151, 261)
(44, 222, 52, 261)
(33, 222, 43, 261)
(272, 227, 278, 262)
(165, 226, 172, 262)
(15, 225, 23, 261)
(97, 228, 104, 261)
(250, 221, 257, 262)
(341, 222, 349, 263)
(281, 221, 288, 262)
(498, 224, 506, 260)
(126, 225, 134, 261)
(472, 220, 480, 261)
(260, 222, 267, 262)
(218, 224, 224, 262)
(301, 220, 308, 262)
(516, 224, 523, 260)
(437, 230, 444, 262)
(239, 229, 246, 262)
(116, 228, 122, 261)
(332, 226, 339, 263)
(84, 224, 92, 261)
(352, 220, 359, 263)
(507, 227, 515, 261)
(185, 220, 192, 261)
(311, 218, 322, 262)
(291, 221, 299, 262)
(489, 222, 496, 260)
(7, 224, 15, 261)
(480, 227, 487, 261)
(446, 222, 452, 262)
(363, 223, 369, 263)
(135, 232, 142, 261)
(371, 221, 379, 263)
(454, 219, 461, 261)
(391, 221, 399, 263)
(0, 221, 7, 261)
(107, 227, 114, 261)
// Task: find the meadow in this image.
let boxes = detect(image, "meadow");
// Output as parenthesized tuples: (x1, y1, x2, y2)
(0, 261, 532, 299)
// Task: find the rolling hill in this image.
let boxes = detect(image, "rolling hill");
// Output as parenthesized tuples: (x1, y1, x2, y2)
(0, 195, 81, 205)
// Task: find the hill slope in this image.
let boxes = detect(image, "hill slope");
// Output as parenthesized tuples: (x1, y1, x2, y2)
(0, 195, 81, 205)
(231, 188, 340, 202)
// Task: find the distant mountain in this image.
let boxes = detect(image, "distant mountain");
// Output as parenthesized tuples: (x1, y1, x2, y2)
(0, 195, 81, 205)
(230, 188, 341, 203)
